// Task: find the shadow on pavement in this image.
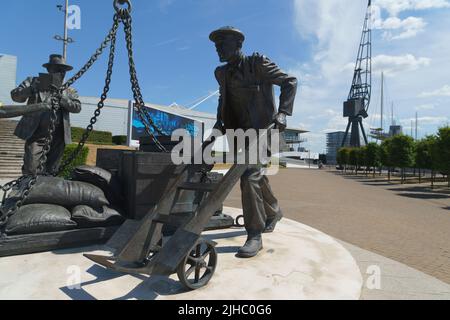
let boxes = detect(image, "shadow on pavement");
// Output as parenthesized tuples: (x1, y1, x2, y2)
(58, 229, 247, 300)
(396, 193, 449, 200)
(390, 186, 450, 194)
(387, 186, 450, 200)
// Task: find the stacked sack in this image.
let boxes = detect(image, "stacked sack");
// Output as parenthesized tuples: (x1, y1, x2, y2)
(3, 166, 126, 236)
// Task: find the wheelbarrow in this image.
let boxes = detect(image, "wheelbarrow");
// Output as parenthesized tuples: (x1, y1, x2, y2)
(85, 124, 275, 290)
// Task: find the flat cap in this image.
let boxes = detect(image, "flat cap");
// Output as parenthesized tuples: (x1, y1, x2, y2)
(209, 26, 245, 43)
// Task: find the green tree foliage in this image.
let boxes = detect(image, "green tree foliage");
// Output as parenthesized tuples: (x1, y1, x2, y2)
(434, 127, 450, 187)
(337, 148, 350, 173)
(387, 135, 415, 183)
(380, 138, 393, 181)
(358, 147, 367, 174)
(415, 136, 435, 169)
(365, 143, 380, 177)
(349, 148, 359, 174)
(415, 136, 436, 183)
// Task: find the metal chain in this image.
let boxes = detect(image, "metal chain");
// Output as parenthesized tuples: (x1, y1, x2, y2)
(0, 15, 121, 229)
(62, 15, 121, 91)
(1, 2, 170, 228)
(57, 15, 120, 175)
(122, 13, 169, 152)
(0, 88, 61, 228)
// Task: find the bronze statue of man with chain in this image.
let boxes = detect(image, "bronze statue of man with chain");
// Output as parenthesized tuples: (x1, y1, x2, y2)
(11, 54, 81, 175)
(210, 27, 298, 258)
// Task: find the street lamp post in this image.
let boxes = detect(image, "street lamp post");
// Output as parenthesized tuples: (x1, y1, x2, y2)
(54, 0, 74, 60)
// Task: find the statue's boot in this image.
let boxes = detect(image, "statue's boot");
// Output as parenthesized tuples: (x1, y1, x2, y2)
(264, 212, 283, 233)
(236, 233, 263, 258)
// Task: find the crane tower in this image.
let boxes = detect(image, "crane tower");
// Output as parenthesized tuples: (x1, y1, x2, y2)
(341, 0, 372, 147)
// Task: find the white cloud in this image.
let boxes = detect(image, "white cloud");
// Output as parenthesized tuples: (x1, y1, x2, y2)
(293, 0, 367, 82)
(419, 85, 450, 97)
(290, 0, 450, 152)
(415, 103, 436, 110)
(371, 1, 450, 40)
(372, 54, 431, 75)
(400, 116, 449, 125)
(373, 0, 450, 16)
(374, 16, 427, 40)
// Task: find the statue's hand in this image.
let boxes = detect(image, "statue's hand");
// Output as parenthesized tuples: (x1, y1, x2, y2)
(274, 112, 287, 132)
(213, 121, 225, 135)
(31, 78, 41, 91)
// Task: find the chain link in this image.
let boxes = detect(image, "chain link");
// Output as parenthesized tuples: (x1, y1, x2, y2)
(122, 13, 169, 152)
(62, 15, 121, 91)
(0, 87, 61, 228)
(0, 14, 121, 229)
(57, 15, 120, 175)
(1, 5, 169, 229)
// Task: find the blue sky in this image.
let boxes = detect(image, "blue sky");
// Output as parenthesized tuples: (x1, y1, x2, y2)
(1, 0, 449, 153)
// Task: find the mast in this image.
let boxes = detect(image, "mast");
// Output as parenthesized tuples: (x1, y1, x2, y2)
(63, 0, 69, 59)
(54, 0, 74, 60)
(391, 102, 394, 125)
(415, 112, 418, 140)
(381, 72, 384, 131)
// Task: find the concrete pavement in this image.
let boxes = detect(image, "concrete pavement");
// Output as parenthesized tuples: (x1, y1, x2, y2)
(224, 168, 450, 284)
(0, 207, 362, 300)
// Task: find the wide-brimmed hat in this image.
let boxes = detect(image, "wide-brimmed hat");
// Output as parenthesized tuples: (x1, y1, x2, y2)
(209, 26, 245, 43)
(43, 54, 73, 71)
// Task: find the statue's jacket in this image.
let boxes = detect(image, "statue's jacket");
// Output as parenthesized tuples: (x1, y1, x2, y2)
(215, 53, 298, 130)
(11, 77, 81, 144)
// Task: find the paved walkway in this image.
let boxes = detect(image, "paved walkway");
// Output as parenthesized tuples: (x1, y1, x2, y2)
(224, 168, 450, 284)
(340, 240, 450, 299)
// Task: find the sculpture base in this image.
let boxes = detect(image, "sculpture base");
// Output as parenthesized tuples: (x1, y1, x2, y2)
(0, 227, 119, 258)
(0, 207, 363, 300)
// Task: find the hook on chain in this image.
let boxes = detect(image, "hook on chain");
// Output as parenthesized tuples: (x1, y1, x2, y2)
(114, 0, 132, 16)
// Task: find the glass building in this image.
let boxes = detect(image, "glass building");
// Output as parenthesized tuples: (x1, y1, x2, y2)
(326, 131, 351, 165)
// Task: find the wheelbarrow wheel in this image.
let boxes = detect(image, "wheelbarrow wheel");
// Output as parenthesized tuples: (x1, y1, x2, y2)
(177, 238, 217, 290)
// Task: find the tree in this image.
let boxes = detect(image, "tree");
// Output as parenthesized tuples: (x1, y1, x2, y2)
(415, 136, 435, 184)
(349, 148, 359, 174)
(365, 143, 380, 177)
(434, 126, 450, 187)
(338, 148, 350, 173)
(387, 135, 415, 184)
(358, 147, 368, 175)
(380, 138, 393, 181)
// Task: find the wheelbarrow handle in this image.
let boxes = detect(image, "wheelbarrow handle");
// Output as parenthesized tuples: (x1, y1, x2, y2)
(200, 123, 276, 152)
(0, 103, 51, 119)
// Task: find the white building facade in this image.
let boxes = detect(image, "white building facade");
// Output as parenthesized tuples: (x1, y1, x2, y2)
(0, 54, 17, 105)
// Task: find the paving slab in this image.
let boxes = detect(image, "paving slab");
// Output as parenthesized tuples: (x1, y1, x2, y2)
(340, 240, 450, 300)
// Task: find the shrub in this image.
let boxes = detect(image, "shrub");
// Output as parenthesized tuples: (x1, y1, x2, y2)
(112, 135, 128, 145)
(58, 144, 89, 179)
(71, 127, 113, 145)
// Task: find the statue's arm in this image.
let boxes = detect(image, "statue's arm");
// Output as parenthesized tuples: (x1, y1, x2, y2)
(213, 67, 225, 135)
(257, 55, 298, 116)
(11, 77, 35, 103)
(60, 87, 82, 114)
